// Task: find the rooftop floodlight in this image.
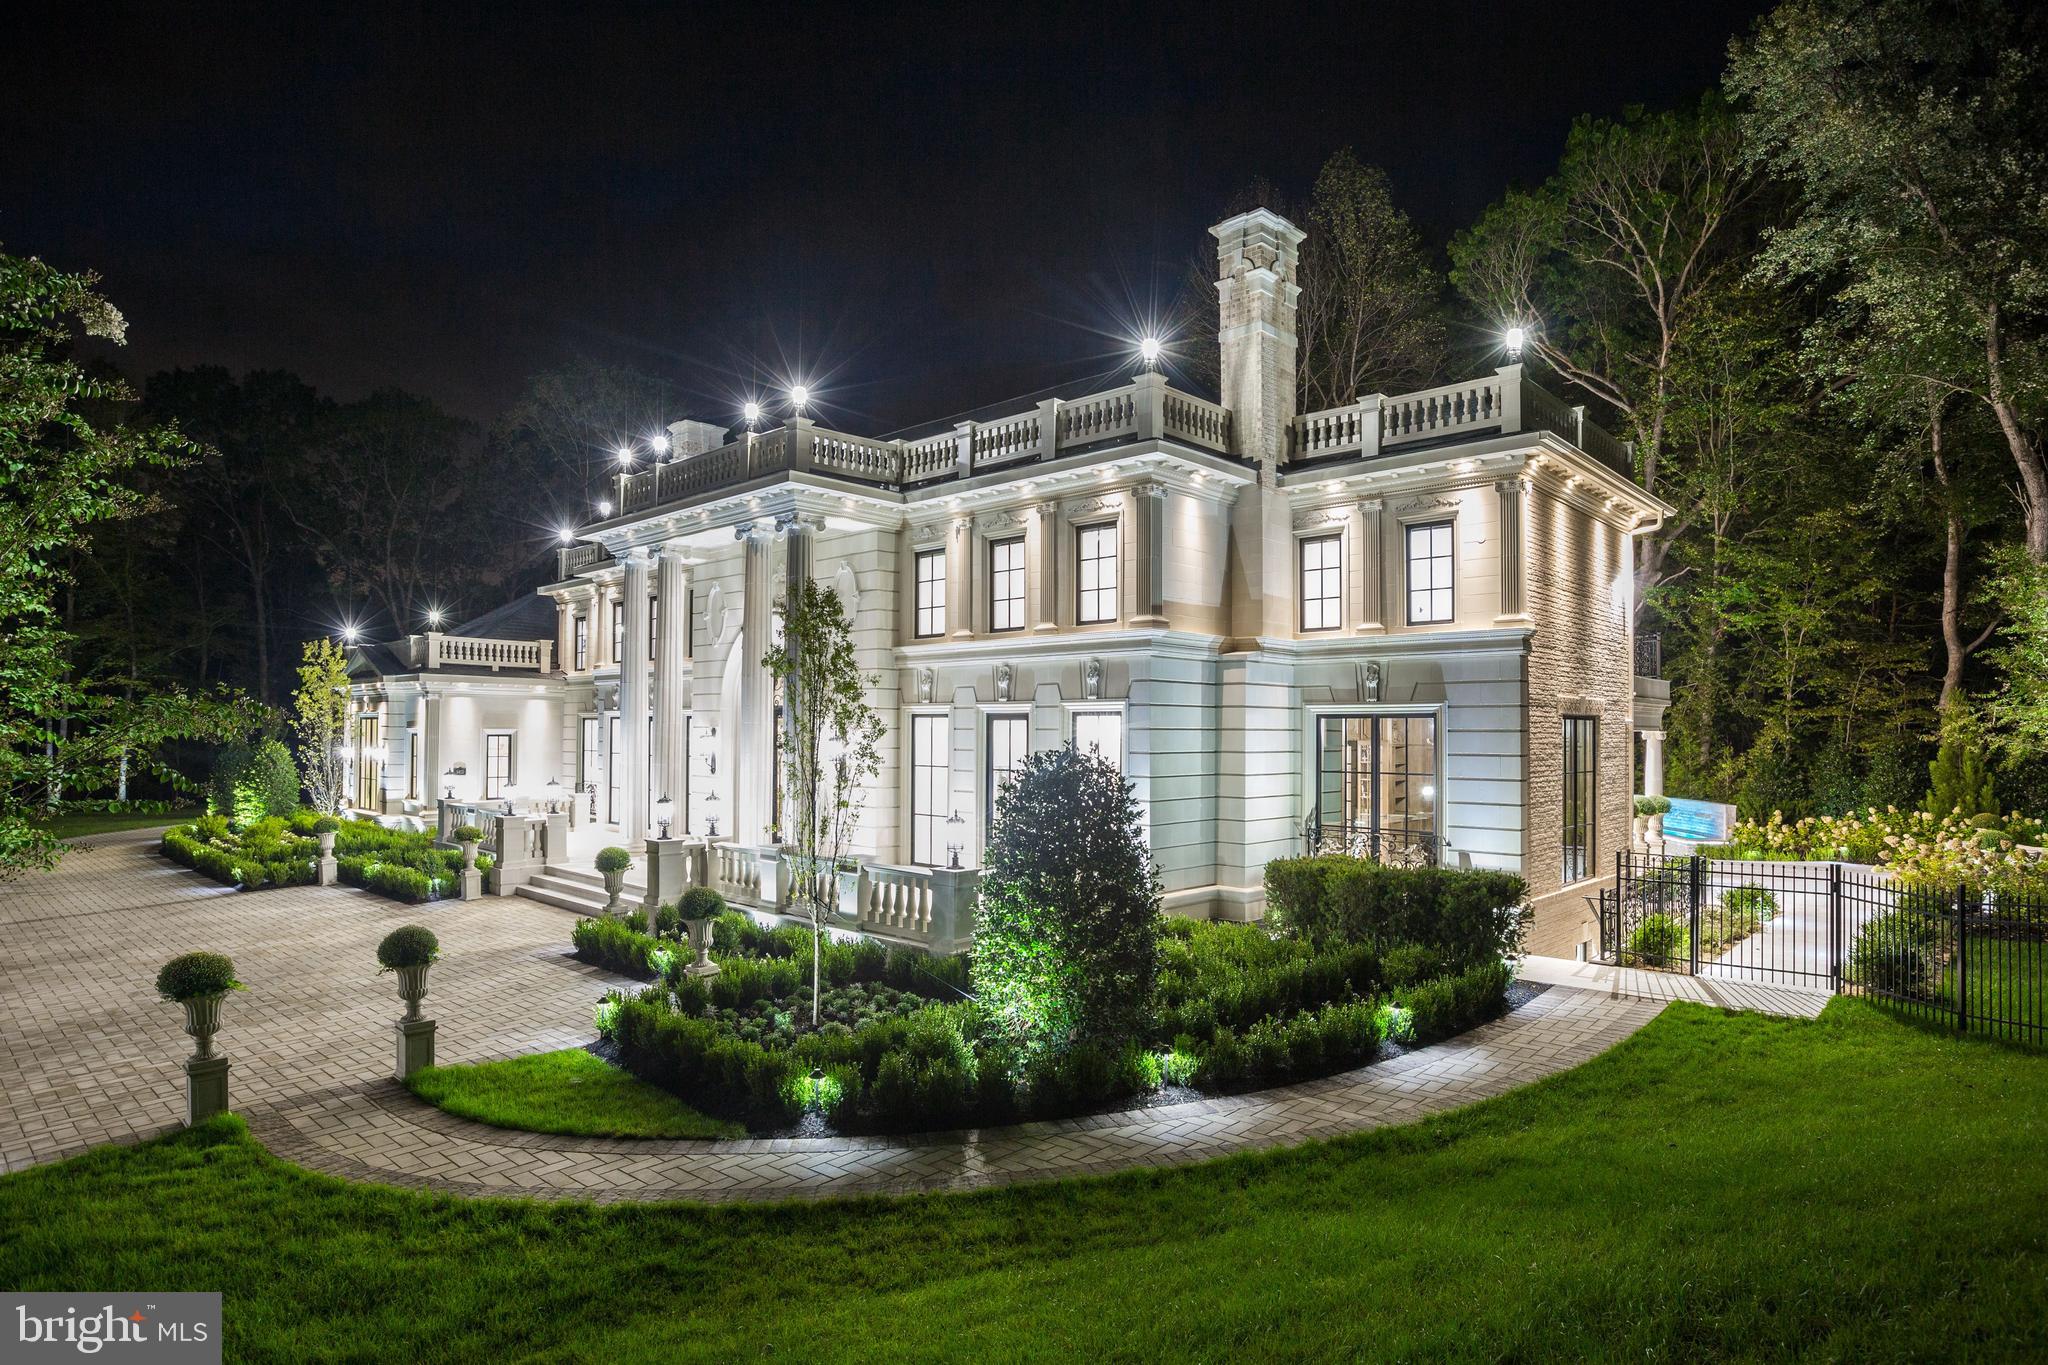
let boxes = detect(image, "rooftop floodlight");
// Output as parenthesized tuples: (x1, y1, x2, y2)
(598, 499, 614, 517)
(425, 607, 445, 628)
(341, 623, 360, 644)
(789, 385, 810, 413)
(648, 433, 670, 456)
(742, 400, 762, 426)
(1139, 336, 1162, 370)
(558, 526, 574, 544)
(615, 444, 635, 466)
(1504, 325, 1527, 361)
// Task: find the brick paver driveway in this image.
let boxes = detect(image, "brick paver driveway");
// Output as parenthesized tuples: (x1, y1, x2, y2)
(0, 828, 630, 1171)
(5, 827, 1673, 1202)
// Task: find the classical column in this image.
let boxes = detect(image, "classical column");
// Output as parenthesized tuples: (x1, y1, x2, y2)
(1643, 731, 1666, 798)
(618, 549, 652, 842)
(419, 689, 442, 805)
(1131, 481, 1167, 627)
(777, 514, 814, 808)
(1496, 476, 1527, 621)
(653, 544, 691, 831)
(1031, 501, 1060, 633)
(1353, 497, 1385, 634)
(947, 513, 974, 639)
(736, 523, 775, 844)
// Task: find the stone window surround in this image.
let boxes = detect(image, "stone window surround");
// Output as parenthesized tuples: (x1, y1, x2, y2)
(1074, 519, 1120, 626)
(1402, 514, 1458, 626)
(987, 534, 1026, 634)
(1063, 698, 1127, 771)
(1297, 528, 1342, 633)
(902, 705, 953, 868)
(481, 729, 515, 801)
(912, 546, 945, 639)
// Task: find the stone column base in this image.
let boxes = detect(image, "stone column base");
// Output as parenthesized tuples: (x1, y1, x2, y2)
(317, 855, 338, 887)
(459, 869, 483, 901)
(683, 958, 723, 979)
(395, 1017, 437, 1081)
(184, 1054, 231, 1127)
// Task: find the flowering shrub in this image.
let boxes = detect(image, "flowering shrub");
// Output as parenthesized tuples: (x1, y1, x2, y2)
(1716, 807, 2047, 898)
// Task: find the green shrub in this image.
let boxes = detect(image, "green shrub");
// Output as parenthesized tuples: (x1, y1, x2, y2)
(1401, 960, 1512, 1043)
(1847, 908, 1945, 999)
(1626, 913, 1687, 968)
(1719, 884, 1778, 924)
(1264, 857, 1527, 968)
(595, 846, 633, 875)
(679, 886, 726, 921)
(1381, 942, 1442, 990)
(376, 925, 440, 971)
(868, 1007, 980, 1129)
(155, 951, 243, 1001)
(311, 815, 341, 835)
(362, 863, 434, 904)
(974, 744, 1161, 1057)
(208, 738, 299, 825)
(572, 917, 664, 977)
(453, 824, 484, 843)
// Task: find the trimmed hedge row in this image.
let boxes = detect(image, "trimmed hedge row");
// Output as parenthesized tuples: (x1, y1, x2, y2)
(1264, 857, 1527, 966)
(162, 812, 488, 903)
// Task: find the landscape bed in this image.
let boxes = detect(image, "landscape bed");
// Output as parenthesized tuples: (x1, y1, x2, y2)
(570, 856, 1525, 1135)
(160, 811, 492, 902)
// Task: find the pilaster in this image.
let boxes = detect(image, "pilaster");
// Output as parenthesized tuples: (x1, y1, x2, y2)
(619, 549, 652, 843)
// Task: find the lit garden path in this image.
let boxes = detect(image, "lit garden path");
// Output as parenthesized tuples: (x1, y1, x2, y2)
(0, 827, 636, 1171)
(245, 985, 1666, 1204)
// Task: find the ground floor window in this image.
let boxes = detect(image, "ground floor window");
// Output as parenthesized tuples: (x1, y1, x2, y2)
(607, 715, 621, 823)
(1562, 715, 1597, 884)
(910, 713, 949, 866)
(406, 729, 419, 800)
(1314, 714, 1438, 852)
(483, 732, 512, 801)
(1072, 709, 1123, 773)
(354, 714, 381, 810)
(985, 713, 1027, 835)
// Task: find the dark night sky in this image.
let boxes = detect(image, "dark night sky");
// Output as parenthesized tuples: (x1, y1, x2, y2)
(6, 0, 1769, 435)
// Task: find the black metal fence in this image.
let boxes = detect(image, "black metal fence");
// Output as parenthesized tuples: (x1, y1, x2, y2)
(1599, 851, 2045, 1043)
(1302, 821, 1444, 868)
(1633, 632, 1662, 679)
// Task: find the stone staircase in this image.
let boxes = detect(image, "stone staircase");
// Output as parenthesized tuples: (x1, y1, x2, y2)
(515, 864, 642, 917)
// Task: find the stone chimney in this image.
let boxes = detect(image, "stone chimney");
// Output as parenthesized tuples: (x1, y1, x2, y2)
(666, 418, 730, 457)
(1211, 208, 1304, 472)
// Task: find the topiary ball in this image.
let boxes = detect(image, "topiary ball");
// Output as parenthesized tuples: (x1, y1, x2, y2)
(376, 924, 440, 972)
(156, 951, 243, 1001)
(678, 885, 727, 921)
(595, 846, 633, 874)
(311, 815, 342, 835)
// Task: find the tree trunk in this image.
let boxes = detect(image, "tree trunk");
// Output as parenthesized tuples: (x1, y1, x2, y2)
(1984, 308, 2048, 563)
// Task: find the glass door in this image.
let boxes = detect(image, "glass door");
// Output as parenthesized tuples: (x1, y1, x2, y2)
(1313, 714, 1439, 858)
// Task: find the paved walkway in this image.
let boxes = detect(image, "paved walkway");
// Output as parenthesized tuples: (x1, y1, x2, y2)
(1515, 954, 1833, 1018)
(6, 829, 1682, 1203)
(0, 827, 632, 1171)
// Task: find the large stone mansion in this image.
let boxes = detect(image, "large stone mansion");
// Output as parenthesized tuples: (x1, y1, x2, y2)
(347, 208, 1673, 959)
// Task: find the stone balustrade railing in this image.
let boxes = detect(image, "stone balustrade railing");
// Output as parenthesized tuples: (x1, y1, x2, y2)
(420, 634, 553, 672)
(602, 373, 1234, 522)
(555, 541, 613, 578)
(1291, 365, 1635, 478)
(681, 841, 976, 952)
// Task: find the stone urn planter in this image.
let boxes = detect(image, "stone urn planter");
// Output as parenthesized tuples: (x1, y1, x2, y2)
(453, 825, 484, 870)
(676, 884, 726, 979)
(313, 815, 341, 886)
(595, 846, 632, 915)
(317, 830, 337, 858)
(377, 925, 440, 1080)
(155, 951, 242, 1125)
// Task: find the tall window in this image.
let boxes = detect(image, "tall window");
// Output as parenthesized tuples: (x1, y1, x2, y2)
(607, 715, 621, 823)
(648, 594, 658, 661)
(910, 713, 949, 866)
(986, 714, 1027, 834)
(914, 548, 945, 638)
(685, 588, 694, 660)
(580, 716, 601, 802)
(989, 537, 1025, 632)
(573, 615, 588, 671)
(354, 714, 381, 810)
(1314, 715, 1439, 851)
(1072, 709, 1122, 773)
(1078, 523, 1117, 624)
(407, 731, 420, 800)
(612, 605, 624, 665)
(1406, 521, 1454, 624)
(1301, 533, 1341, 631)
(483, 732, 512, 801)
(1562, 716, 1597, 884)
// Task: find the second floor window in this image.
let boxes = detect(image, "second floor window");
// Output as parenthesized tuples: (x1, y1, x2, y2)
(1078, 523, 1117, 624)
(914, 548, 945, 638)
(990, 537, 1025, 632)
(1301, 533, 1341, 631)
(612, 606, 624, 664)
(573, 616, 588, 671)
(1406, 521, 1454, 624)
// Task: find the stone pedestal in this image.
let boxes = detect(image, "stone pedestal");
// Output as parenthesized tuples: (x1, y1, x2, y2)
(184, 1054, 231, 1127)
(317, 855, 338, 887)
(394, 1017, 436, 1080)
(459, 868, 483, 901)
(642, 836, 694, 914)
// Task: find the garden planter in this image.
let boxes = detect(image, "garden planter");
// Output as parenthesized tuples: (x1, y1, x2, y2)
(394, 962, 431, 1021)
(316, 829, 339, 886)
(181, 993, 224, 1059)
(682, 916, 722, 978)
(1632, 814, 1649, 850)
(602, 867, 626, 913)
(1648, 813, 1665, 851)
(460, 840, 480, 870)
(317, 830, 336, 858)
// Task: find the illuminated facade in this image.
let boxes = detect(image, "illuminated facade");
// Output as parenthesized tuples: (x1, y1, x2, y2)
(348, 208, 1671, 956)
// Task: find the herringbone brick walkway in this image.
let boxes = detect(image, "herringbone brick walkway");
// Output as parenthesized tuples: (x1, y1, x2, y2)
(5, 827, 1666, 1201)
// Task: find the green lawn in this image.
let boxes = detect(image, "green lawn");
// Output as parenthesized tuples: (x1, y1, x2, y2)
(32, 807, 201, 840)
(405, 1048, 742, 1140)
(3, 1000, 2044, 1361)
(1945, 936, 2048, 1044)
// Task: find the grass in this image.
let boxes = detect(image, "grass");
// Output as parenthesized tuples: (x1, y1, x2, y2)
(1942, 936, 2047, 1045)
(404, 1048, 742, 1140)
(32, 807, 201, 839)
(3, 999, 2045, 1361)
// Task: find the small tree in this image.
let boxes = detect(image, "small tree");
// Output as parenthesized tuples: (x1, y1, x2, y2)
(292, 638, 350, 814)
(762, 577, 884, 1025)
(973, 744, 1161, 1059)
(1925, 707, 1998, 818)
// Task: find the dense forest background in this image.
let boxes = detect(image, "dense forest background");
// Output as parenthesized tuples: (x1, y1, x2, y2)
(6, 0, 2046, 874)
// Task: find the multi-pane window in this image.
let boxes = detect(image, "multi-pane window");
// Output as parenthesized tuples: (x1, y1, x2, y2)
(580, 716, 601, 804)
(573, 615, 589, 671)
(986, 714, 1027, 834)
(354, 714, 381, 810)
(1315, 715, 1440, 858)
(910, 713, 949, 866)
(483, 732, 512, 801)
(1072, 709, 1123, 773)
(607, 715, 621, 823)
(914, 548, 946, 638)
(648, 594, 658, 661)
(407, 731, 420, 800)
(1406, 521, 1454, 624)
(1301, 533, 1341, 631)
(989, 537, 1025, 632)
(1078, 523, 1117, 624)
(1562, 716, 1597, 884)
(612, 604, 624, 665)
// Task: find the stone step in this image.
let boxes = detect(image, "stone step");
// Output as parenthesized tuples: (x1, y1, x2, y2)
(540, 864, 646, 895)
(515, 870, 631, 916)
(514, 881, 611, 916)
